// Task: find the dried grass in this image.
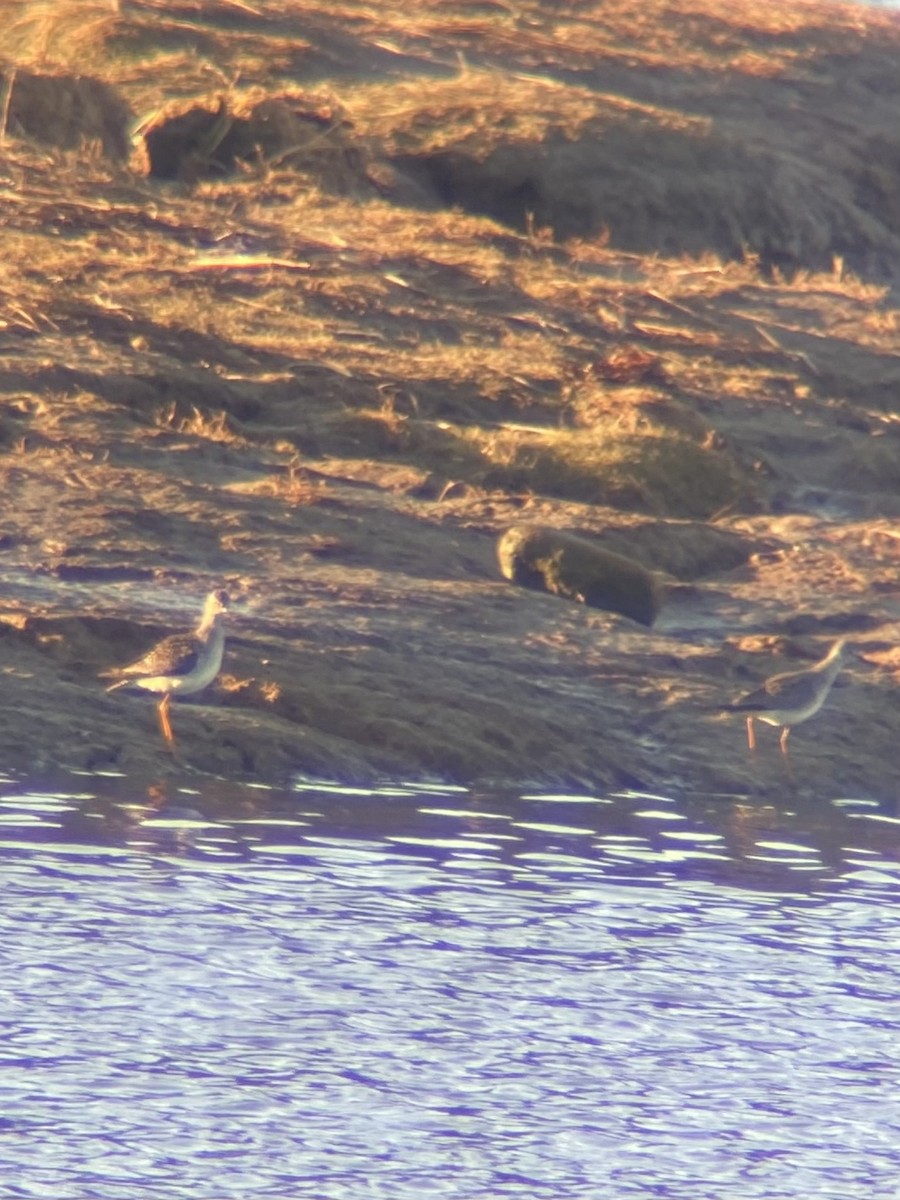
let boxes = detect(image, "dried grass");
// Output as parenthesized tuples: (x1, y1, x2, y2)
(2, 0, 900, 518)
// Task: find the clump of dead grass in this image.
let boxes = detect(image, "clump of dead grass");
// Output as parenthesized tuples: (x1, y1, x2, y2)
(226, 458, 327, 508)
(348, 70, 608, 156)
(333, 406, 749, 518)
(471, 420, 749, 517)
(154, 400, 247, 447)
(2, 1, 122, 72)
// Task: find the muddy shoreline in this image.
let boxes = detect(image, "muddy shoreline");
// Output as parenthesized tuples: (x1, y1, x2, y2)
(2, 1, 900, 800)
(2, 452, 898, 801)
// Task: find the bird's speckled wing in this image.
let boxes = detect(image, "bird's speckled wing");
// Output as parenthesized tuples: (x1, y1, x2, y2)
(119, 632, 201, 680)
(727, 668, 808, 711)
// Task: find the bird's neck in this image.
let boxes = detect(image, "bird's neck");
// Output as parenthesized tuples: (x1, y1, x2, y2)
(819, 649, 844, 681)
(197, 613, 225, 641)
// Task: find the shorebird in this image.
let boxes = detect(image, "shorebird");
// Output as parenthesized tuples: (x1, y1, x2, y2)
(723, 637, 846, 754)
(102, 590, 229, 753)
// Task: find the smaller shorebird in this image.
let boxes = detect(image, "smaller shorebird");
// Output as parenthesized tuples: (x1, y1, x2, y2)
(723, 638, 847, 754)
(103, 590, 229, 753)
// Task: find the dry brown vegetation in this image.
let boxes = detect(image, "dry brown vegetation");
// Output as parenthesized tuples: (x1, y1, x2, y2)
(1, 0, 900, 796)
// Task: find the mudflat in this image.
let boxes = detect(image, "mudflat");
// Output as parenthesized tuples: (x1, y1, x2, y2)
(1, 0, 899, 798)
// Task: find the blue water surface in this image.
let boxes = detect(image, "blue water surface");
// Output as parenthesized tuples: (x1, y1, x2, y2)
(1, 773, 899, 1199)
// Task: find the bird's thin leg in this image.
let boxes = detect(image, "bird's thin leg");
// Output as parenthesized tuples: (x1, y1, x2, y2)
(780, 726, 796, 781)
(157, 694, 176, 751)
(746, 716, 756, 751)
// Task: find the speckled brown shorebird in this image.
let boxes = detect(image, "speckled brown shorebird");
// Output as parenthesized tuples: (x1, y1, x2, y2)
(723, 638, 846, 754)
(102, 590, 229, 752)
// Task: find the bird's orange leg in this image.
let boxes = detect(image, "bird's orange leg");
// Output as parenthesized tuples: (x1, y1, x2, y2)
(157, 694, 176, 751)
(746, 716, 756, 751)
(780, 726, 791, 755)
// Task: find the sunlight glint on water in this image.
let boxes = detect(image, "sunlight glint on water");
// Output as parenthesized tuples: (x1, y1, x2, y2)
(0, 773, 899, 1198)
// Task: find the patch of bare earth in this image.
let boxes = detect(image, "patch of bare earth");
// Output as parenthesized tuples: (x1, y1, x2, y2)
(0, 0, 899, 799)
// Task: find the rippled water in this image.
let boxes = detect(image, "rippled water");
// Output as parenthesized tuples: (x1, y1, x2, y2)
(2, 772, 900, 1198)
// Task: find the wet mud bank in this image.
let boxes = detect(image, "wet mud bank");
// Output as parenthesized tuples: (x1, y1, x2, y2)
(2, 0, 900, 800)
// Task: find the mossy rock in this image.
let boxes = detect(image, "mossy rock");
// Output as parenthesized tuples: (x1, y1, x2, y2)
(497, 524, 662, 628)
